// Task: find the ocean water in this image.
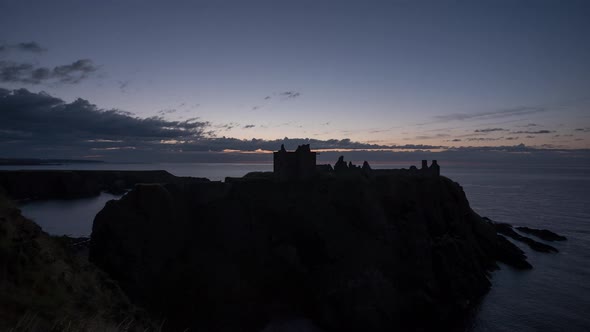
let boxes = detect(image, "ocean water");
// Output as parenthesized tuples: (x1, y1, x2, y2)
(444, 165, 590, 331)
(19, 192, 123, 237)
(7, 163, 590, 331)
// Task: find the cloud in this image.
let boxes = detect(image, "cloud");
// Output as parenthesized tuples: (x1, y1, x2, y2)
(0, 41, 45, 53)
(16, 42, 45, 53)
(0, 89, 447, 159)
(575, 128, 590, 132)
(52, 59, 98, 83)
(1, 89, 587, 163)
(0, 88, 209, 151)
(368, 128, 390, 134)
(217, 122, 240, 131)
(512, 130, 554, 134)
(466, 137, 503, 141)
(157, 109, 177, 116)
(432, 106, 545, 123)
(0, 59, 98, 84)
(251, 91, 301, 110)
(279, 91, 301, 99)
(190, 137, 441, 153)
(411, 133, 450, 140)
(118, 80, 130, 93)
(474, 128, 507, 133)
(243, 124, 256, 129)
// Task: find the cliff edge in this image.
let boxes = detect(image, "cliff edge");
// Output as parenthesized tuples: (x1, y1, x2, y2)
(0, 170, 207, 200)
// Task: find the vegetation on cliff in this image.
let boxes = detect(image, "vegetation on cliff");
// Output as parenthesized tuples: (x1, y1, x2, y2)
(0, 193, 152, 331)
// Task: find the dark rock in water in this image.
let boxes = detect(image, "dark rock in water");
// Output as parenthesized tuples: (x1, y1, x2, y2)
(519, 238, 558, 253)
(494, 235, 533, 270)
(490, 221, 559, 253)
(516, 226, 567, 241)
(90, 174, 531, 331)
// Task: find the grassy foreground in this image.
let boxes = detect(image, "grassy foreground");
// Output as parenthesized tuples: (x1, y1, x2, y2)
(0, 192, 155, 331)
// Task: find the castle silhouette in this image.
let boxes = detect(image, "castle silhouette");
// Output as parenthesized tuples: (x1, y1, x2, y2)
(273, 144, 317, 181)
(273, 144, 440, 181)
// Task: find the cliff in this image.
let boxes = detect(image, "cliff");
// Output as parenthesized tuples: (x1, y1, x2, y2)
(0, 170, 206, 200)
(0, 193, 153, 331)
(89, 173, 530, 331)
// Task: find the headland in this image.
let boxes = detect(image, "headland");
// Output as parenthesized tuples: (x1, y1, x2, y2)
(0, 145, 565, 331)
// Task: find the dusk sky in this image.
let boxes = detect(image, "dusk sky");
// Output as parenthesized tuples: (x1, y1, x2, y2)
(1, 0, 589, 162)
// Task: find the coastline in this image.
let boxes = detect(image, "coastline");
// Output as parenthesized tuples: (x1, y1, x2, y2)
(1, 165, 586, 331)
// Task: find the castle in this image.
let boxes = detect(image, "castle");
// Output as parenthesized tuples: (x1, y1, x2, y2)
(273, 144, 440, 181)
(273, 144, 317, 181)
(420, 159, 440, 177)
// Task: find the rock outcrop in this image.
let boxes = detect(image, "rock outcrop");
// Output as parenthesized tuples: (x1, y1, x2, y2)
(488, 219, 559, 253)
(516, 226, 567, 241)
(90, 173, 532, 331)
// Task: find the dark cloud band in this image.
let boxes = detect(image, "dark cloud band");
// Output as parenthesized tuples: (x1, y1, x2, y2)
(433, 106, 545, 122)
(0, 42, 45, 54)
(1, 89, 587, 162)
(0, 89, 439, 160)
(0, 59, 98, 84)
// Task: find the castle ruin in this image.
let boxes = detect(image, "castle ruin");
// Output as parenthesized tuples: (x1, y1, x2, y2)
(273, 144, 440, 180)
(273, 144, 317, 181)
(421, 159, 440, 177)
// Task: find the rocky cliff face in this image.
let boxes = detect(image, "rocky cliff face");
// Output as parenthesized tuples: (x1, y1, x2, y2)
(90, 174, 530, 331)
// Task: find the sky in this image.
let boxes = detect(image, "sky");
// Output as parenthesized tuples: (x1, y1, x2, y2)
(1, 0, 589, 163)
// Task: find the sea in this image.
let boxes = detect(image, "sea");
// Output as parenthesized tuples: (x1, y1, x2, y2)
(2, 162, 589, 331)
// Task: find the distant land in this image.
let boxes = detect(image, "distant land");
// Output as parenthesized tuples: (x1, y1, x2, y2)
(0, 158, 104, 166)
